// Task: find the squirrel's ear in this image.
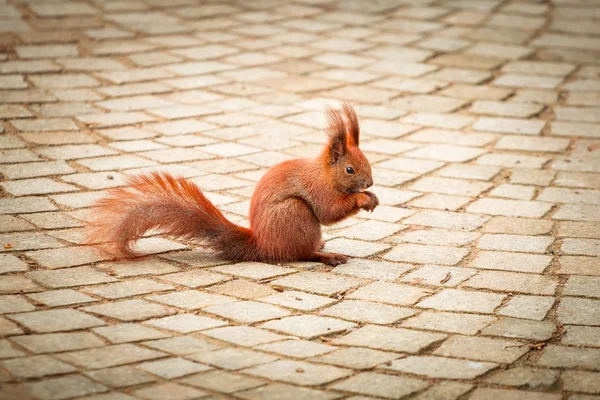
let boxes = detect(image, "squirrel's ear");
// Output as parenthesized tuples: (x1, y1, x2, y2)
(326, 106, 347, 165)
(342, 102, 360, 147)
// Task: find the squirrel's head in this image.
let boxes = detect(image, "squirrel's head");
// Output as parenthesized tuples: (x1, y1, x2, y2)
(324, 102, 373, 195)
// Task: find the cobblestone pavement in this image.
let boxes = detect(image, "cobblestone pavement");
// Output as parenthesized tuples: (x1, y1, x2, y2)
(1, 0, 599, 399)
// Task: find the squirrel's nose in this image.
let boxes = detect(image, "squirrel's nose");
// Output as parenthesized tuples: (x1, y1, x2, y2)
(364, 178, 373, 189)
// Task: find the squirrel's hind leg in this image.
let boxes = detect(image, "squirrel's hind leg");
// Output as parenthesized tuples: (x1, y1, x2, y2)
(310, 251, 349, 266)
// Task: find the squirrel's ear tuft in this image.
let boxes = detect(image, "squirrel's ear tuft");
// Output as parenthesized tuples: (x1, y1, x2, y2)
(326, 106, 347, 165)
(342, 102, 360, 147)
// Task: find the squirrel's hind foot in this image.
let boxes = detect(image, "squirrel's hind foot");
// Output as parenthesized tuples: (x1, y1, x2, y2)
(313, 251, 349, 266)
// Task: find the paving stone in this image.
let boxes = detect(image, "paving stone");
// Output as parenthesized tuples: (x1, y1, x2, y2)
(27, 266, 117, 288)
(133, 382, 207, 400)
(332, 259, 413, 281)
(408, 128, 497, 147)
(0, 218, 34, 236)
(20, 375, 107, 400)
(312, 347, 401, 370)
(498, 295, 555, 321)
(494, 74, 562, 89)
(144, 313, 227, 333)
(562, 326, 600, 348)
(85, 365, 155, 388)
(236, 382, 342, 400)
(207, 279, 276, 300)
(395, 229, 480, 247)
(483, 217, 554, 236)
(482, 318, 556, 341)
(149, 290, 236, 310)
(347, 281, 429, 305)
(465, 271, 556, 295)
(181, 369, 265, 394)
(417, 289, 505, 313)
(187, 347, 277, 370)
(401, 311, 495, 335)
(557, 256, 600, 276)
(0, 355, 76, 379)
(404, 144, 486, 163)
(157, 270, 228, 288)
(0, 197, 58, 215)
(260, 315, 355, 339)
(0, 317, 23, 336)
(408, 193, 469, 211)
(202, 326, 288, 347)
(0, 295, 35, 314)
(203, 301, 290, 323)
(333, 325, 446, 353)
(473, 117, 545, 135)
(496, 136, 570, 153)
(211, 262, 294, 280)
(381, 355, 497, 379)
(26, 247, 106, 269)
(323, 237, 391, 257)
(21, 212, 82, 230)
(510, 89, 559, 105)
(322, 300, 416, 325)
(562, 370, 600, 394)
(413, 382, 473, 400)
(511, 169, 556, 186)
(82, 279, 173, 299)
(92, 323, 170, 344)
(562, 238, 600, 257)
(469, 388, 561, 400)
(55, 343, 165, 370)
(242, 359, 351, 386)
(470, 251, 552, 273)
(538, 345, 600, 370)
(401, 265, 477, 287)
(470, 100, 543, 118)
(138, 357, 211, 379)
(403, 210, 489, 231)
(259, 290, 336, 311)
(553, 205, 600, 222)
(434, 335, 529, 363)
(478, 153, 550, 169)
(81, 299, 175, 322)
(0, 340, 25, 359)
(0, 275, 42, 294)
(564, 276, 600, 298)
(332, 220, 404, 241)
(255, 339, 336, 358)
(385, 243, 469, 265)
(12, 332, 105, 354)
(410, 177, 491, 197)
(557, 298, 600, 326)
(270, 272, 364, 296)
(330, 372, 429, 399)
(98, 259, 179, 278)
(8, 309, 105, 333)
(467, 198, 552, 218)
(142, 335, 220, 356)
(486, 367, 560, 389)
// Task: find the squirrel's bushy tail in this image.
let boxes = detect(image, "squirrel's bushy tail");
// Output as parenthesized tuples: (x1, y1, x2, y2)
(85, 172, 257, 261)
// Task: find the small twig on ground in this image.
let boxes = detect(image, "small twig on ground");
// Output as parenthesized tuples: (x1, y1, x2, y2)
(439, 272, 451, 284)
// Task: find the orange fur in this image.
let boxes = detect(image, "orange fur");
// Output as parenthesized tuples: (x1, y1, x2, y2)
(85, 102, 378, 266)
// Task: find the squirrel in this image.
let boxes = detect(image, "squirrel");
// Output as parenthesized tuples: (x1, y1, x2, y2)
(85, 102, 379, 266)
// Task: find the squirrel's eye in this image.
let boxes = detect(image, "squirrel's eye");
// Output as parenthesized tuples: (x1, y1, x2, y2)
(346, 166, 355, 174)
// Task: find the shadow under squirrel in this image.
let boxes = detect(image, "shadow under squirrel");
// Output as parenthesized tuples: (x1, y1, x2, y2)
(85, 102, 379, 266)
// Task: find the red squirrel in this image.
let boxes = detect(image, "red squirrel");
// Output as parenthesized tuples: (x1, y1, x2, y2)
(85, 102, 378, 266)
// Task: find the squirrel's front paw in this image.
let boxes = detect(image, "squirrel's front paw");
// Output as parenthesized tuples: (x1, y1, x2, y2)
(357, 191, 379, 212)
